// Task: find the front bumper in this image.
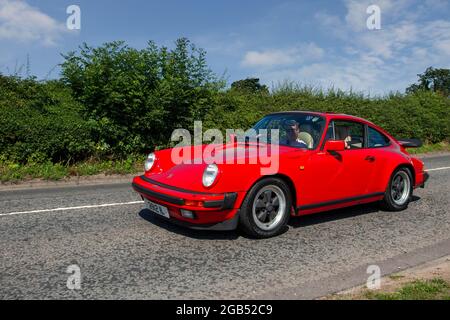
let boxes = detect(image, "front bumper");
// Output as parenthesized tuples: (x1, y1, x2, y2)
(149, 209, 241, 231)
(132, 175, 242, 230)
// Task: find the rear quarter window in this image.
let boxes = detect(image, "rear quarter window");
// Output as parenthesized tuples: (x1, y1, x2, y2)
(368, 127, 390, 148)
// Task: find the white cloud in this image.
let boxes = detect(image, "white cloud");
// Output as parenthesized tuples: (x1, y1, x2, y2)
(358, 22, 419, 59)
(344, 0, 373, 31)
(242, 43, 324, 67)
(259, 56, 390, 95)
(233, 0, 449, 94)
(0, 0, 66, 46)
(419, 0, 449, 15)
(435, 40, 450, 55)
(344, 0, 413, 31)
(263, 0, 450, 94)
(243, 50, 295, 67)
(193, 33, 245, 56)
(315, 12, 341, 28)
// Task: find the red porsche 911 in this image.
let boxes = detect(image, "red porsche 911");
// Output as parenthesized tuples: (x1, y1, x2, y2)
(132, 112, 429, 238)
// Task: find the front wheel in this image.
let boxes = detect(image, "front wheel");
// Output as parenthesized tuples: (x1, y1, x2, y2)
(239, 178, 292, 238)
(381, 167, 413, 211)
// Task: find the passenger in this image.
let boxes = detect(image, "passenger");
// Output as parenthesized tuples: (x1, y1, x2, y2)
(298, 123, 314, 149)
(335, 126, 352, 149)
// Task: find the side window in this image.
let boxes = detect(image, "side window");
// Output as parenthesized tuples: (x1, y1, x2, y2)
(368, 127, 390, 148)
(333, 120, 364, 149)
(324, 123, 335, 141)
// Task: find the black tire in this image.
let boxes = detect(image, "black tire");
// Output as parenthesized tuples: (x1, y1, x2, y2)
(381, 167, 413, 211)
(239, 177, 292, 238)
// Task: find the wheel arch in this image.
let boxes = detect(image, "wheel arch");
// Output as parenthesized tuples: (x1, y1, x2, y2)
(389, 163, 416, 187)
(380, 162, 415, 211)
(247, 174, 297, 211)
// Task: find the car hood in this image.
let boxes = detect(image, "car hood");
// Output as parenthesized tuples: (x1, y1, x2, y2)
(145, 142, 307, 193)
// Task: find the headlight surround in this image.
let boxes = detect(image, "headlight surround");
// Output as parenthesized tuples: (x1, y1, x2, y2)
(144, 153, 156, 172)
(202, 164, 219, 188)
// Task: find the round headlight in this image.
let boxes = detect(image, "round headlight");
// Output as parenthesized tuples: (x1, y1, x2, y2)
(144, 153, 156, 172)
(202, 164, 219, 188)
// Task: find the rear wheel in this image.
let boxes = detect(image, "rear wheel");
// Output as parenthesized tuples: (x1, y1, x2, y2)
(381, 167, 413, 211)
(239, 178, 292, 238)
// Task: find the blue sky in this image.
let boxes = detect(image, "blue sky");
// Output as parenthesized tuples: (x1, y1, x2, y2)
(0, 0, 449, 95)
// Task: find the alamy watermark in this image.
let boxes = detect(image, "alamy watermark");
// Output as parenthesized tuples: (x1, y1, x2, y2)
(66, 5, 81, 30)
(366, 4, 381, 30)
(366, 265, 381, 290)
(66, 264, 81, 290)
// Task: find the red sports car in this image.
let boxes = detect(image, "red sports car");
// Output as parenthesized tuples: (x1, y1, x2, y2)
(132, 112, 429, 238)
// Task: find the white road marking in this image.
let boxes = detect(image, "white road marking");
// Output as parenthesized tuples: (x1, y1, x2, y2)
(0, 201, 144, 217)
(425, 166, 450, 172)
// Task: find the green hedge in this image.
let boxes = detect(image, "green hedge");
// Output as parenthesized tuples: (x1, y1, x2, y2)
(0, 76, 95, 163)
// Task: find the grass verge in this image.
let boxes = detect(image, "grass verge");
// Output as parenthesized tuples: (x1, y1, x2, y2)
(408, 141, 450, 154)
(365, 278, 450, 300)
(0, 156, 144, 183)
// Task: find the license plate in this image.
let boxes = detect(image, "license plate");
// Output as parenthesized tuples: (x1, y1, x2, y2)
(144, 199, 170, 219)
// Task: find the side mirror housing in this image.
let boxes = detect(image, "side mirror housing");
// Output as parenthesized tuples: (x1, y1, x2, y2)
(324, 140, 346, 152)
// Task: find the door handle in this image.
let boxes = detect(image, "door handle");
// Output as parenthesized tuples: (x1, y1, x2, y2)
(365, 155, 376, 162)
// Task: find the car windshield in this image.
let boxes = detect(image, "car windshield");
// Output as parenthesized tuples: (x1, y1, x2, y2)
(248, 113, 326, 149)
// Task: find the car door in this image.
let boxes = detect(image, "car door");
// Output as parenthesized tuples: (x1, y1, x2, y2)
(301, 119, 377, 206)
(365, 125, 393, 193)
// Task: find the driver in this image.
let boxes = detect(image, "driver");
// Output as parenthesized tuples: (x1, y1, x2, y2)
(282, 120, 308, 148)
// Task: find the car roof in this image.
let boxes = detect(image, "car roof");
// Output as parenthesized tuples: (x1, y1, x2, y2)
(267, 111, 374, 125)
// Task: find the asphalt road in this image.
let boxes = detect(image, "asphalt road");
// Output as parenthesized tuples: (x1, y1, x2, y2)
(1, 154, 449, 299)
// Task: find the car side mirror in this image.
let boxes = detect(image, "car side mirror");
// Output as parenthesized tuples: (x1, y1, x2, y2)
(324, 140, 346, 152)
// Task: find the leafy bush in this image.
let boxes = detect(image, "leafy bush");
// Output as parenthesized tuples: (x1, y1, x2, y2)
(61, 38, 223, 156)
(0, 76, 95, 163)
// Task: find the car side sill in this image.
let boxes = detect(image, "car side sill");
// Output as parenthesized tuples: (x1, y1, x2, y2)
(297, 192, 385, 211)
